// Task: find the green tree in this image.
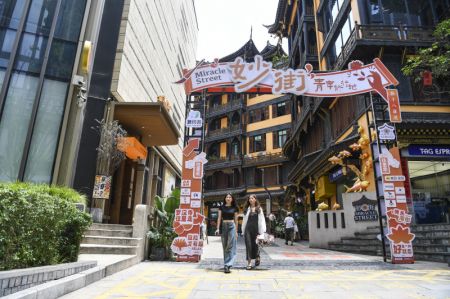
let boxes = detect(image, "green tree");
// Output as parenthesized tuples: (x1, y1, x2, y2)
(402, 19, 450, 82)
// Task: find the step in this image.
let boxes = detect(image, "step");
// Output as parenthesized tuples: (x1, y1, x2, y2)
(79, 244, 137, 255)
(90, 223, 133, 231)
(412, 244, 450, 253)
(354, 232, 379, 239)
(328, 243, 382, 252)
(327, 247, 382, 257)
(412, 251, 450, 263)
(340, 238, 381, 246)
(411, 230, 450, 238)
(413, 236, 450, 245)
(84, 229, 132, 238)
(411, 223, 450, 231)
(81, 236, 140, 246)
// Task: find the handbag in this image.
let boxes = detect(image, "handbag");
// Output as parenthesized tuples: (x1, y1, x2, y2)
(256, 233, 275, 247)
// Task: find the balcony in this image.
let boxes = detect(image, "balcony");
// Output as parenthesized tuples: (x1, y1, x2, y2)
(206, 100, 244, 118)
(205, 155, 242, 171)
(205, 124, 242, 143)
(333, 24, 435, 70)
(243, 152, 289, 168)
(203, 186, 246, 198)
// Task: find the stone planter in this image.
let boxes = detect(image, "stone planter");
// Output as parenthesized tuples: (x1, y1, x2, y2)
(150, 247, 166, 261)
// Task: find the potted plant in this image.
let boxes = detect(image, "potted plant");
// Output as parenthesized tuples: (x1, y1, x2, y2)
(147, 189, 179, 260)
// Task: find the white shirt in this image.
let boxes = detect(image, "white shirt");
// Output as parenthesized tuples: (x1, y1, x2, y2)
(284, 216, 296, 229)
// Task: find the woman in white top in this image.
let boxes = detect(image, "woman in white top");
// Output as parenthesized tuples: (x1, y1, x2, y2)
(241, 194, 266, 270)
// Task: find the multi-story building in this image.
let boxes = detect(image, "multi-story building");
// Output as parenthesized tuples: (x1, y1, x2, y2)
(268, 0, 450, 242)
(202, 38, 292, 234)
(0, 0, 198, 226)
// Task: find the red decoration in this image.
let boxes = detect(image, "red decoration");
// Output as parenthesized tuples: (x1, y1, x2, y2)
(423, 71, 432, 86)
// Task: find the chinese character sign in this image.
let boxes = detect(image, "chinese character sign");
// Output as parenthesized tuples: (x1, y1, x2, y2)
(380, 146, 415, 263)
(177, 56, 400, 108)
(171, 138, 208, 262)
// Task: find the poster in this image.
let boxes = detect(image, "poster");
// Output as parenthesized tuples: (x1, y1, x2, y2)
(92, 175, 111, 199)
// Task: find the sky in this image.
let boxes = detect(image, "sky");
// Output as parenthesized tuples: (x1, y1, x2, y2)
(195, 0, 288, 61)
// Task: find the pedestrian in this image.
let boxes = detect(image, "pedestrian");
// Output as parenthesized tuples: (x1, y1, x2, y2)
(284, 212, 295, 246)
(215, 193, 238, 273)
(242, 194, 266, 270)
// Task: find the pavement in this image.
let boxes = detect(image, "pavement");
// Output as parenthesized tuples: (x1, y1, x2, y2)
(59, 236, 450, 299)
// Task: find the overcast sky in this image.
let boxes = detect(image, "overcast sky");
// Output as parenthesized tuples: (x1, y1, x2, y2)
(195, 0, 288, 61)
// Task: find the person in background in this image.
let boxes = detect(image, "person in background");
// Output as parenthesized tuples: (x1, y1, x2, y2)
(242, 194, 266, 270)
(284, 212, 296, 246)
(215, 194, 238, 273)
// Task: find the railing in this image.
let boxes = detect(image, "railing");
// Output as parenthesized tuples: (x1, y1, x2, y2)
(205, 125, 242, 143)
(243, 152, 288, 167)
(205, 155, 242, 170)
(333, 24, 435, 70)
(206, 100, 243, 117)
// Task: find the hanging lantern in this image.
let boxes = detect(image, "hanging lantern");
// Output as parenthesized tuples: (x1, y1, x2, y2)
(423, 71, 432, 86)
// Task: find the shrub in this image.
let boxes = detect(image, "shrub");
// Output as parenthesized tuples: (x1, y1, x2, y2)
(0, 183, 91, 270)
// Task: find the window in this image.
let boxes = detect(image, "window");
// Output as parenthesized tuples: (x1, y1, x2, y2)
(249, 134, 266, 153)
(273, 130, 288, 149)
(272, 101, 291, 118)
(248, 106, 269, 123)
(231, 141, 239, 156)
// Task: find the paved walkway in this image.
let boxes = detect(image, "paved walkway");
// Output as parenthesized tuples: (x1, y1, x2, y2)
(61, 237, 450, 299)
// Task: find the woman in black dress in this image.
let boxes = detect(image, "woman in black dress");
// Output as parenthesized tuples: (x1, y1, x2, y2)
(242, 194, 266, 270)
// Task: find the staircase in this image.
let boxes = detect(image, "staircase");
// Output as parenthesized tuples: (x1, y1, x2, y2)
(328, 224, 450, 263)
(80, 223, 141, 255)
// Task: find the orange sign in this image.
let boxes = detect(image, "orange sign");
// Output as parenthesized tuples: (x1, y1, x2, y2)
(387, 89, 402, 123)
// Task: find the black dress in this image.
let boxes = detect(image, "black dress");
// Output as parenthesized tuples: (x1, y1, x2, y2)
(244, 211, 259, 260)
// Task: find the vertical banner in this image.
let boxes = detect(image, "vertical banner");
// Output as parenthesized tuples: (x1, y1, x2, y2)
(171, 137, 208, 262)
(379, 146, 415, 263)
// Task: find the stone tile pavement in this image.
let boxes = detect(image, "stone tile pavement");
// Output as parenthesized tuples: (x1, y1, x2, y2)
(60, 236, 450, 299)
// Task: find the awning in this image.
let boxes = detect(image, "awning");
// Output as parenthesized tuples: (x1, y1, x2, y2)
(113, 102, 180, 146)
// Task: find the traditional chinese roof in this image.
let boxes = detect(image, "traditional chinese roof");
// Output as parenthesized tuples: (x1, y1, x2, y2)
(260, 41, 286, 60)
(219, 38, 260, 63)
(264, 0, 290, 36)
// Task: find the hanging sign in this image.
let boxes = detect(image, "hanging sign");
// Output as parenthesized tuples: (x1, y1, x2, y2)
(377, 123, 396, 141)
(380, 146, 415, 263)
(185, 110, 203, 128)
(178, 56, 400, 109)
(171, 138, 208, 262)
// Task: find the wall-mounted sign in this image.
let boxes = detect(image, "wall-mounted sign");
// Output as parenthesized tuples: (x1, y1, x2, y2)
(92, 175, 111, 199)
(407, 145, 450, 157)
(352, 195, 378, 222)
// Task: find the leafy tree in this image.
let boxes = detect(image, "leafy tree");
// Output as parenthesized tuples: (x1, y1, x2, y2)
(402, 19, 450, 83)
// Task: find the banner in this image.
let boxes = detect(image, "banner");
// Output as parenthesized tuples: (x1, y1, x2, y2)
(171, 138, 208, 262)
(180, 56, 399, 114)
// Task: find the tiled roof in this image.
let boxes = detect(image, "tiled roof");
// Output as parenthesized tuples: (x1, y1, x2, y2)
(265, 0, 288, 35)
(219, 39, 260, 62)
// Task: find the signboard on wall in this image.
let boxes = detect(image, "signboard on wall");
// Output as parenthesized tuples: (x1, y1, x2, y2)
(352, 195, 378, 222)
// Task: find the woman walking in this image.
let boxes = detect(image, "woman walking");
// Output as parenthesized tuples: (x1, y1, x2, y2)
(215, 193, 238, 273)
(242, 194, 266, 270)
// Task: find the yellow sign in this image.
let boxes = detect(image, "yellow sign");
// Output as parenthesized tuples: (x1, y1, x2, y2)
(81, 40, 92, 74)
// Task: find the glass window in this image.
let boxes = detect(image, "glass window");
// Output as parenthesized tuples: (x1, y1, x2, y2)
(0, 28, 15, 68)
(331, 0, 339, 23)
(0, 72, 39, 181)
(0, 0, 26, 29)
(14, 32, 48, 74)
(381, 0, 407, 25)
(231, 142, 239, 156)
(54, 0, 86, 41)
(24, 79, 68, 183)
(349, 10, 354, 29)
(0, 69, 4, 91)
(24, 0, 58, 36)
(273, 102, 286, 118)
(273, 130, 288, 149)
(341, 17, 351, 45)
(254, 134, 265, 152)
(46, 39, 77, 79)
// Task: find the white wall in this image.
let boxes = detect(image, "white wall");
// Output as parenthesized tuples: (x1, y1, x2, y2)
(112, 0, 198, 173)
(308, 192, 380, 248)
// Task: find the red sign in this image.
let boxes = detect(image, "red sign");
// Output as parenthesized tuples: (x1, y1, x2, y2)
(381, 147, 415, 264)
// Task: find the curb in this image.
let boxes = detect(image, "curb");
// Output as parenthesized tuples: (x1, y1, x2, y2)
(3, 256, 141, 299)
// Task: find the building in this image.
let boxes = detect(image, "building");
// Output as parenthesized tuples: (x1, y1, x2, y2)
(0, 0, 198, 226)
(267, 0, 450, 258)
(201, 38, 292, 234)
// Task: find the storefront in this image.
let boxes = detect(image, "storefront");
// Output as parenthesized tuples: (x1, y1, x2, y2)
(401, 144, 450, 224)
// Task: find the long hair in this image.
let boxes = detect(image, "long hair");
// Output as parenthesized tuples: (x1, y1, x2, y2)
(222, 193, 237, 208)
(245, 194, 261, 213)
